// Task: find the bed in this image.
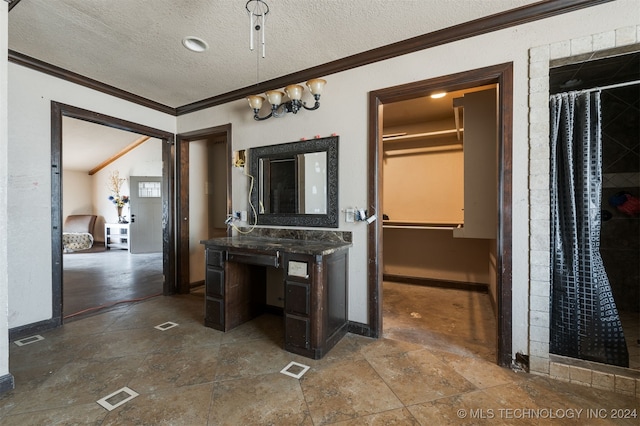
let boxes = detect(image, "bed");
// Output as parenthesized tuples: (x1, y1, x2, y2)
(63, 214, 97, 252)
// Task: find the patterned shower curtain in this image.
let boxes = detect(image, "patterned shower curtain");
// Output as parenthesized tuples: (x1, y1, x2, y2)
(549, 90, 629, 367)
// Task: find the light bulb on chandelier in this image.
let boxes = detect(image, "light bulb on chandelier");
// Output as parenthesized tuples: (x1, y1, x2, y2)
(247, 79, 327, 121)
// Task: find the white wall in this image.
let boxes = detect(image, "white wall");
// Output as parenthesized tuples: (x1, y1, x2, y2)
(1, 2, 11, 385)
(7, 64, 174, 328)
(177, 0, 640, 357)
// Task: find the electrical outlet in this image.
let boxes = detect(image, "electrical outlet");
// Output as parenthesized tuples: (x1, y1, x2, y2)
(240, 211, 247, 221)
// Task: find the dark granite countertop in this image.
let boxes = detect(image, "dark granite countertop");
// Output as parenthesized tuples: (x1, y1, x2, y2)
(201, 236, 351, 256)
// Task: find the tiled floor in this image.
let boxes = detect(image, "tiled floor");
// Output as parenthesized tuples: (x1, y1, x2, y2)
(1, 283, 639, 425)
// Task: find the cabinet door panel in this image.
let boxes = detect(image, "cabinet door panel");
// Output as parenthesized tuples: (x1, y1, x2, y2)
(285, 282, 310, 316)
(206, 267, 224, 298)
(206, 249, 224, 267)
(205, 298, 224, 329)
(285, 315, 310, 350)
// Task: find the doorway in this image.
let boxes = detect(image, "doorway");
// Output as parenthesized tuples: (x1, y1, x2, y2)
(51, 102, 175, 325)
(176, 125, 232, 294)
(367, 63, 514, 366)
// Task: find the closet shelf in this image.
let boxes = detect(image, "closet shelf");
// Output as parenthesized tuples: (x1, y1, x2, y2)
(382, 128, 464, 142)
(383, 221, 462, 230)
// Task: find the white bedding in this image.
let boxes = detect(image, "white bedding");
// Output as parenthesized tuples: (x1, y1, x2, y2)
(62, 232, 94, 252)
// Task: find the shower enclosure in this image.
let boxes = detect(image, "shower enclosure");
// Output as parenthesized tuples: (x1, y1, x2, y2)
(549, 50, 639, 370)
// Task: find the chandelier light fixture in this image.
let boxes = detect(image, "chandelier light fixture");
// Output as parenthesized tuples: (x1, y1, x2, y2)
(245, 0, 327, 121)
(247, 79, 327, 121)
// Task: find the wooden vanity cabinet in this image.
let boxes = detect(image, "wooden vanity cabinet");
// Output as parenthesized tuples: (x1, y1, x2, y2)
(204, 246, 268, 332)
(202, 241, 349, 359)
(284, 250, 348, 359)
(204, 248, 225, 330)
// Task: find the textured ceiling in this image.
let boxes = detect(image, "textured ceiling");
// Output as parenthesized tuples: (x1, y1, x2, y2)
(8, 0, 539, 108)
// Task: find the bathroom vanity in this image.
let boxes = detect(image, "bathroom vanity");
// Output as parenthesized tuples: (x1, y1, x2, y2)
(201, 235, 350, 359)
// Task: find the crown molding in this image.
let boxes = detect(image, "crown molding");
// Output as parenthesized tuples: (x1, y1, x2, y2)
(8, 0, 614, 116)
(8, 50, 177, 115)
(176, 0, 613, 115)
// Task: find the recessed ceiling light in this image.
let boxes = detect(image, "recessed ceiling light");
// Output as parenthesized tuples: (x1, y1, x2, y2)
(182, 36, 209, 53)
(430, 92, 447, 99)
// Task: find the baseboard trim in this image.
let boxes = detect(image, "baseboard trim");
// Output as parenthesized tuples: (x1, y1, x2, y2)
(9, 317, 61, 341)
(383, 274, 489, 293)
(0, 373, 15, 395)
(189, 280, 205, 289)
(264, 305, 284, 316)
(348, 321, 376, 338)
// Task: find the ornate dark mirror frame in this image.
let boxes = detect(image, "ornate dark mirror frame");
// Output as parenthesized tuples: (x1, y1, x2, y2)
(249, 136, 339, 228)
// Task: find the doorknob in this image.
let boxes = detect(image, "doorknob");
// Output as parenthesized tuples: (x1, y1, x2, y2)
(184, 217, 188, 221)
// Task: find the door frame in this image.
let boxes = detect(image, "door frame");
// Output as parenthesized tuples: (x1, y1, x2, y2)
(51, 102, 176, 325)
(175, 124, 232, 294)
(367, 63, 513, 366)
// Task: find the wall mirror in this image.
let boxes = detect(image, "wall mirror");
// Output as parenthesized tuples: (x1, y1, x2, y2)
(249, 136, 339, 227)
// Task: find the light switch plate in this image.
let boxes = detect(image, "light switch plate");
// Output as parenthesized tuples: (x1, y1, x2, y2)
(345, 208, 355, 223)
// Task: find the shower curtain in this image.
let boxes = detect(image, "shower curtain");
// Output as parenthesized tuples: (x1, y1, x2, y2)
(549, 90, 629, 367)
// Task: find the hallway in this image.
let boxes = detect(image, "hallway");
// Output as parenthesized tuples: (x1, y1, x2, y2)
(1, 287, 638, 424)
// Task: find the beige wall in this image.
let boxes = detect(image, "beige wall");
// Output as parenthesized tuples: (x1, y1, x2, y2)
(188, 138, 228, 285)
(62, 170, 93, 221)
(189, 140, 208, 283)
(383, 135, 463, 224)
(384, 228, 490, 284)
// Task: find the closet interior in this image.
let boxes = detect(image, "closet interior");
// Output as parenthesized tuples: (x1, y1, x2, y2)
(382, 84, 500, 356)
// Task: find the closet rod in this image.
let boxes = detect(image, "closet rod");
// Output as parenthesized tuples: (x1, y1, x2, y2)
(383, 224, 462, 230)
(558, 79, 640, 94)
(383, 225, 457, 230)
